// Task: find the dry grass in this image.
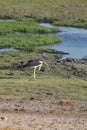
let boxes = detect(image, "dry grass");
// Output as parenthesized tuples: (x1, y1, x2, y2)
(0, 72, 87, 101)
(0, 0, 87, 20)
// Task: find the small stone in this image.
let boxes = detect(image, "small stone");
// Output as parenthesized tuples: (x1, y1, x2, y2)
(1, 116, 7, 120)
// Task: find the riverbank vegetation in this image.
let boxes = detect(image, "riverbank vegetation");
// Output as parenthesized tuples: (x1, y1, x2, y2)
(0, 33, 61, 51)
(0, 0, 87, 28)
(0, 51, 87, 101)
(0, 49, 87, 101)
(0, 71, 87, 101)
(53, 20, 87, 28)
(0, 18, 61, 50)
(0, 0, 87, 22)
(0, 18, 59, 34)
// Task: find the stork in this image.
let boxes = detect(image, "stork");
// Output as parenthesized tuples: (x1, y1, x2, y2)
(23, 59, 49, 80)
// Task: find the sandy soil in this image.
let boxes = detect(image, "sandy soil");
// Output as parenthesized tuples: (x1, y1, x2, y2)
(0, 99, 87, 130)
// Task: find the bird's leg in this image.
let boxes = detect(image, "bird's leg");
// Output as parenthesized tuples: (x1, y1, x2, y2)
(34, 67, 36, 80)
(38, 64, 42, 71)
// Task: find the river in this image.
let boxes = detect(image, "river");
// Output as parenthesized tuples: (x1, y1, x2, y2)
(40, 23, 87, 59)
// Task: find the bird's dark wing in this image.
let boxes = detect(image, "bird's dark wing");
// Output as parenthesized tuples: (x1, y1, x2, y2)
(27, 60, 41, 66)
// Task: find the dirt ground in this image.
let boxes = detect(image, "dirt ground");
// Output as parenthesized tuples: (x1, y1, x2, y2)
(0, 98, 87, 130)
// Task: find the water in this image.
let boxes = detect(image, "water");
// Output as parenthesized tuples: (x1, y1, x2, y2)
(0, 19, 15, 22)
(0, 48, 18, 52)
(40, 23, 87, 59)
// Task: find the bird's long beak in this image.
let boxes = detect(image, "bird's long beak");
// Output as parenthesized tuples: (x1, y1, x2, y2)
(43, 61, 49, 68)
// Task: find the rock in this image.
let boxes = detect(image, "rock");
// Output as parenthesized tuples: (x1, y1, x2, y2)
(1, 116, 8, 120)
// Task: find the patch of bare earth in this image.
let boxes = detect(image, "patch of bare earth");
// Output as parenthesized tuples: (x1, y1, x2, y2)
(0, 98, 87, 130)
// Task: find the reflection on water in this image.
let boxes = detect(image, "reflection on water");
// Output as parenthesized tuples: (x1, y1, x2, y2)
(40, 23, 87, 59)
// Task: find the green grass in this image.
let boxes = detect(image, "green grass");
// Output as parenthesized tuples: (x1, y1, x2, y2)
(0, 34, 61, 51)
(0, 18, 59, 34)
(0, 18, 61, 50)
(0, 50, 62, 69)
(0, 71, 87, 101)
(0, 0, 87, 28)
(53, 20, 87, 28)
(0, 51, 87, 102)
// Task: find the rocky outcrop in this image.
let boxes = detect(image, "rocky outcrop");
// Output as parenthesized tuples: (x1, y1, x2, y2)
(57, 58, 87, 66)
(56, 58, 87, 77)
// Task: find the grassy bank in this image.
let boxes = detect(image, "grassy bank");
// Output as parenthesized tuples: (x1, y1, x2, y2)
(53, 20, 87, 28)
(0, 69, 87, 101)
(0, 50, 62, 69)
(0, 34, 61, 51)
(0, 0, 87, 29)
(0, 18, 61, 51)
(0, 0, 87, 22)
(0, 51, 87, 102)
(0, 18, 59, 34)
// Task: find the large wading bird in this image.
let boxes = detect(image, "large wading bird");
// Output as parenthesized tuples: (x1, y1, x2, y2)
(23, 59, 49, 80)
